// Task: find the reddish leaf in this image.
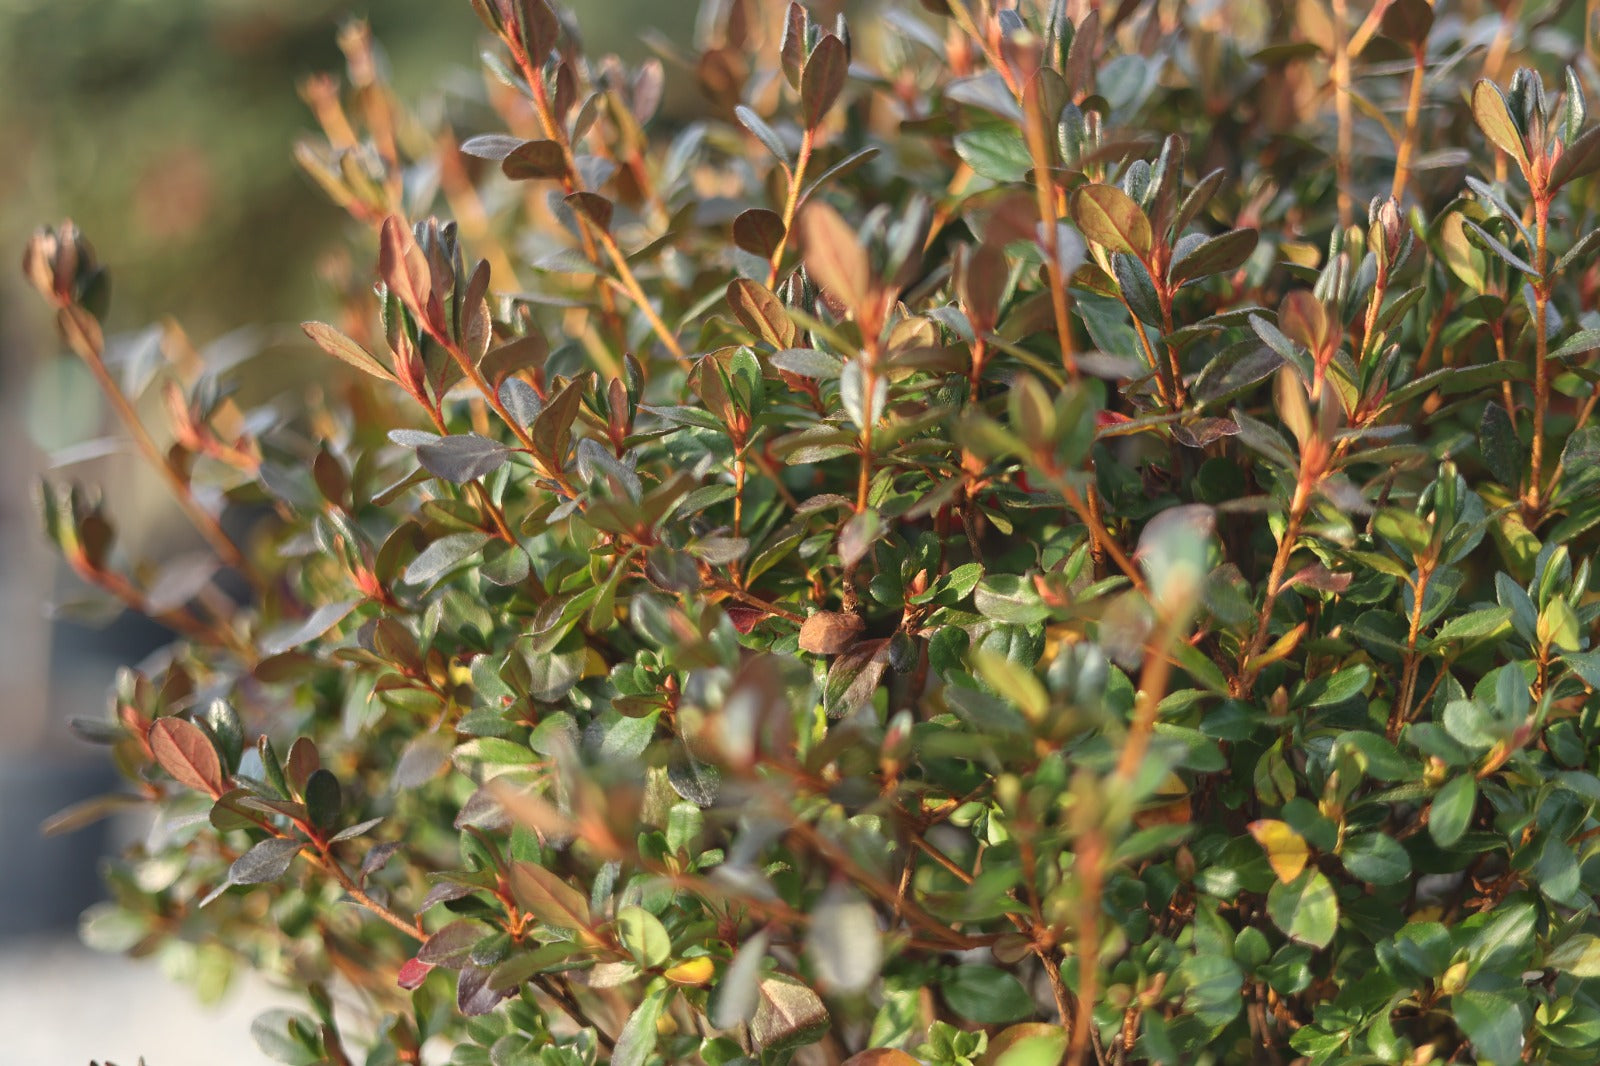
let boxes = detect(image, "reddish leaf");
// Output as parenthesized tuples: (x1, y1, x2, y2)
(378, 216, 433, 321)
(800, 203, 872, 316)
(727, 279, 797, 349)
(501, 139, 566, 180)
(301, 322, 392, 381)
(725, 605, 770, 634)
(148, 717, 224, 795)
(801, 34, 849, 129)
(398, 957, 433, 990)
(509, 860, 592, 930)
(798, 610, 864, 654)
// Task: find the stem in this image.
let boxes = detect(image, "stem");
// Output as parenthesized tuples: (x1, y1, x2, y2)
(1021, 75, 1078, 378)
(74, 559, 239, 652)
(1066, 830, 1106, 1066)
(1130, 314, 1175, 410)
(501, 32, 629, 346)
(1529, 196, 1550, 516)
(58, 307, 264, 596)
(1391, 44, 1427, 201)
(1492, 323, 1518, 419)
(1483, 0, 1521, 79)
(1041, 464, 1148, 595)
(856, 343, 880, 513)
(589, 223, 690, 370)
(1331, 0, 1354, 230)
(532, 976, 616, 1050)
(1115, 610, 1183, 783)
(947, 2, 1023, 100)
(1388, 562, 1436, 739)
(1158, 294, 1185, 407)
(1233, 479, 1310, 697)
(302, 839, 424, 940)
(767, 128, 815, 287)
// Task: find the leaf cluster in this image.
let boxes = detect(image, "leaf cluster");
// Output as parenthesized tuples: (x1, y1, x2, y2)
(27, 2, 1600, 1065)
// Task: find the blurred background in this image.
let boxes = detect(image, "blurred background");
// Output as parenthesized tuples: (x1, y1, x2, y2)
(0, 1, 682, 1061)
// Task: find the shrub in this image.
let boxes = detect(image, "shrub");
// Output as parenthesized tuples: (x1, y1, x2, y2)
(26, 1, 1600, 1063)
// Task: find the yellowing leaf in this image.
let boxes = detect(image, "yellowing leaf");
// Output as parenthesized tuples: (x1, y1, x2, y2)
(1248, 819, 1310, 883)
(663, 956, 715, 985)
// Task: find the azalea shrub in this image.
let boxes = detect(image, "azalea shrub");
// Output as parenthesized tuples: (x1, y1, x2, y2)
(29, 0, 1600, 1063)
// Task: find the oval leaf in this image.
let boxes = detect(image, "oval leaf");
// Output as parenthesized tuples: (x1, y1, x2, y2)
(148, 717, 224, 795)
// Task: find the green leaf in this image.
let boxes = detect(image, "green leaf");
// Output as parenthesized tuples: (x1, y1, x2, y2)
(1175, 952, 1245, 1031)
(1429, 606, 1512, 650)
(940, 965, 1035, 1024)
(1547, 933, 1600, 977)
(1294, 664, 1370, 708)
(302, 769, 341, 832)
(1452, 990, 1525, 1066)
(771, 347, 844, 379)
(953, 126, 1033, 184)
(403, 531, 491, 587)
(612, 985, 668, 1066)
(1429, 774, 1476, 847)
(1472, 79, 1530, 172)
(734, 105, 789, 165)
(1340, 832, 1411, 885)
(1479, 401, 1521, 486)
(1464, 219, 1537, 277)
(1169, 229, 1258, 286)
(1071, 184, 1152, 259)
(1265, 869, 1338, 949)
(973, 574, 1050, 624)
(617, 906, 671, 969)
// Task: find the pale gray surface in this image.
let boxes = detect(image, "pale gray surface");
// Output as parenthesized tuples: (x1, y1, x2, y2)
(0, 937, 282, 1066)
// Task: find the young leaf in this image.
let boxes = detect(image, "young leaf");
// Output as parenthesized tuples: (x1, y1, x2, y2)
(1471, 79, 1530, 173)
(801, 34, 848, 129)
(617, 906, 671, 969)
(800, 202, 873, 314)
(735, 105, 790, 165)
(301, 322, 392, 381)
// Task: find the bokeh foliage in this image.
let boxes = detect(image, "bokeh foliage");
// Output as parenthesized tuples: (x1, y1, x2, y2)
(26, 1, 1600, 1065)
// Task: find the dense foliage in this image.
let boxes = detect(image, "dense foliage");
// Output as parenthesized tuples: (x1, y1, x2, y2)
(30, 1, 1600, 1063)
